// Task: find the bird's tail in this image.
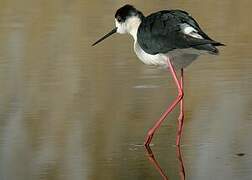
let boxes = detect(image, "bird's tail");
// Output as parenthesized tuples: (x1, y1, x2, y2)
(195, 42, 225, 55)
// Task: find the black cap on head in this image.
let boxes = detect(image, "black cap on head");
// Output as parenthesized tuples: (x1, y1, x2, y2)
(92, 4, 144, 47)
(115, 4, 144, 23)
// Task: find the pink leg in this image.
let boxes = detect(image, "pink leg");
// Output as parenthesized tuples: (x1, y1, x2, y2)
(145, 58, 184, 146)
(176, 69, 184, 146)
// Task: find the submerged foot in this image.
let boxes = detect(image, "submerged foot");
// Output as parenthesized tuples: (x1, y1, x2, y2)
(144, 132, 154, 146)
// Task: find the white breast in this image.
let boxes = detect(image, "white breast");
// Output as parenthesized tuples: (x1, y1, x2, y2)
(134, 41, 203, 69)
(134, 41, 167, 66)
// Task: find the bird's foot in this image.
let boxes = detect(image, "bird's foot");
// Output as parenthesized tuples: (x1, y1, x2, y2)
(144, 131, 154, 147)
(176, 134, 182, 146)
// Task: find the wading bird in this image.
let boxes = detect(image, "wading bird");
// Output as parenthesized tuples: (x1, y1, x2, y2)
(92, 4, 224, 146)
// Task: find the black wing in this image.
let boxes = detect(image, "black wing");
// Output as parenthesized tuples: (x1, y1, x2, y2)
(137, 10, 223, 55)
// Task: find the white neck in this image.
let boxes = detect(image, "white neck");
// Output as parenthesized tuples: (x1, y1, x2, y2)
(125, 17, 141, 41)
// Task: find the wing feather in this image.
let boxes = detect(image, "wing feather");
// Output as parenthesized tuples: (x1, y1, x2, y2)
(137, 10, 222, 55)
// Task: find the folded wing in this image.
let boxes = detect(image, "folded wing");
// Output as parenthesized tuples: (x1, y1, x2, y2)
(137, 10, 224, 55)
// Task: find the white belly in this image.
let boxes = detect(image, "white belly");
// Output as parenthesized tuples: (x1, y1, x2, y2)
(134, 41, 201, 69)
(134, 42, 167, 66)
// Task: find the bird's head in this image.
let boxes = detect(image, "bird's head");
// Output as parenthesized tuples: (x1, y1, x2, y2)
(114, 4, 144, 34)
(92, 4, 144, 46)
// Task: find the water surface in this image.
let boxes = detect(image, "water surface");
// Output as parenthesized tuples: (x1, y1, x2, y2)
(0, 0, 252, 180)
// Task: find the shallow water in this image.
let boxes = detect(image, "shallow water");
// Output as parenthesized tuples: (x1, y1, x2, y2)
(0, 0, 252, 180)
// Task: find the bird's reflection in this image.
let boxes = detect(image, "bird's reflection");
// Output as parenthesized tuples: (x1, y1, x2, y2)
(145, 145, 168, 180)
(145, 145, 185, 180)
(176, 146, 185, 180)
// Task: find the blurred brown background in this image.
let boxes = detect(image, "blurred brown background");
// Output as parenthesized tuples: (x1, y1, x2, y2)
(0, 0, 251, 180)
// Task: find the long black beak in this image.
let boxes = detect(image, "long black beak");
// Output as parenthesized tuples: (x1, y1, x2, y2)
(92, 27, 117, 46)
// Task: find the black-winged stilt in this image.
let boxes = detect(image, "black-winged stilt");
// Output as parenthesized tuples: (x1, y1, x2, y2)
(92, 4, 224, 146)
